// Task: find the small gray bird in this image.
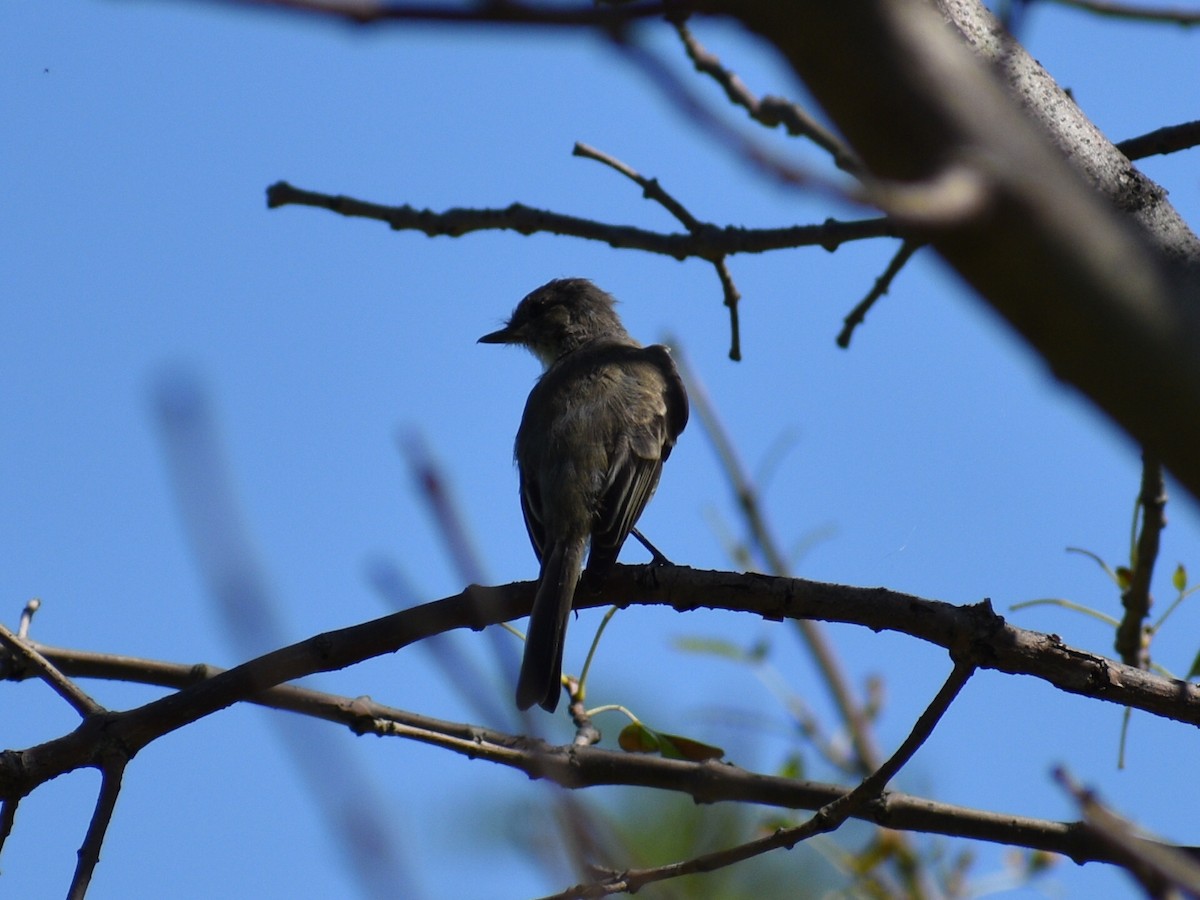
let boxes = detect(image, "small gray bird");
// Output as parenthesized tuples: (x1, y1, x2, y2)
(479, 278, 689, 712)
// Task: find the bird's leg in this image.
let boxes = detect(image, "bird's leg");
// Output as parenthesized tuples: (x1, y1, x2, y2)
(631, 527, 673, 566)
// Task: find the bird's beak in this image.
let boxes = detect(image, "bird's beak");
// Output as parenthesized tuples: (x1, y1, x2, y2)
(478, 324, 515, 344)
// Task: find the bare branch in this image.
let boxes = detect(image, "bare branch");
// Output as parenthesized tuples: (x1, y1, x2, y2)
(1040, 0, 1200, 26)
(266, 180, 894, 257)
(194, 0, 673, 28)
(573, 143, 747, 359)
(670, 18, 860, 174)
(0, 622, 103, 718)
(1117, 119, 1200, 160)
(569, 660, 975, 896)
(837, 238, 922, 347)
(18, 598, 40, 639)
(13, 641, 1191, 869)
(8, 566, 1200, 806)
(69, 758, 126, 900)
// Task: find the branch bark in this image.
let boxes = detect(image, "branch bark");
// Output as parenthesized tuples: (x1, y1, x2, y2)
(711, 0, 1200, 503)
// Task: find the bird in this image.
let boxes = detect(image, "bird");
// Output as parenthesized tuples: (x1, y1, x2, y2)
(479, 278, 689, 712)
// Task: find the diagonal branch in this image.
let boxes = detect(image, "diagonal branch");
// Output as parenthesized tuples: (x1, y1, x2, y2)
(68, 757, 126, 900)
(836, 238, 922, 347)
(0, 622, 103, 718)
(565, 659, 976, 896)
(573, 142, 747, 359)
(670, 17, 860, 174)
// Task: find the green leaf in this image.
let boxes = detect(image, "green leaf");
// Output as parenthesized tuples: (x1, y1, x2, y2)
(618, 723, 660, 753)
(617, 723, 724, 761)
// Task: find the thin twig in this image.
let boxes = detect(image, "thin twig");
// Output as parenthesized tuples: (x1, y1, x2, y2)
(68, 757, 127, 900)
(0, 622, 102, 717)
(712, 257, 742, 361)
(18, 598, 40, 638)
(573, 142, 701, 232)
(559, 660, 975, 897)
(573, 142, 747, 359)
(836, 239, 922, 347)
(205, 0, 671, 27)
(266, 181, 895, 256)
(670, 18, 861, 174)
(1117, 120, 1200, 160)
(1041, 0, 1200, 25)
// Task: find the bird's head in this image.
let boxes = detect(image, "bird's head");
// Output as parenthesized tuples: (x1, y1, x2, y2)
(478, 278, 629, 367)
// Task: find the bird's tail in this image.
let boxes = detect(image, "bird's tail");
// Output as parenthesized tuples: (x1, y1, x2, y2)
(517, 539, 584, 712)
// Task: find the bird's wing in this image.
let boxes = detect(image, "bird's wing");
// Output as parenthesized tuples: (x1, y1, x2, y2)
(518, 468, 547, 565)
(587, 348, 682, 571)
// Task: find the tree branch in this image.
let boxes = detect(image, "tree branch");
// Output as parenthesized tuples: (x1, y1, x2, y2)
(6, 565, 1200, 806)
(265, 181, 895, 257)
(11, 641, 1194, 870)
(712, 0, 1200, 504)
(565, 660, 975, 896)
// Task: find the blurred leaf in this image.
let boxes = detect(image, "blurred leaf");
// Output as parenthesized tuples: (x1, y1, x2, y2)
(674, 636, 750, 661)
(748, 638, 771, 662)
(778, 753, 804, 780)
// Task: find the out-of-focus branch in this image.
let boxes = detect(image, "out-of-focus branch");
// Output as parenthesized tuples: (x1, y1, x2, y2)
(205, 0, 672, 27)
(671, 346, 886, 776)
(712, 1, 1200, 505)
(669, 18, 860, 174)
(1056, 767, 1200, 896)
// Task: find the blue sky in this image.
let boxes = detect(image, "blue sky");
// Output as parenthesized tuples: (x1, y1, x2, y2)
(5, 2, 1200, 897)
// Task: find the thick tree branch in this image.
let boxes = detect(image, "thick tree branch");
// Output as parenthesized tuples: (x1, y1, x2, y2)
(5, 565, 1200, 806)
(712, 0, 1200, 504)
(9, 641, 1193, 870)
